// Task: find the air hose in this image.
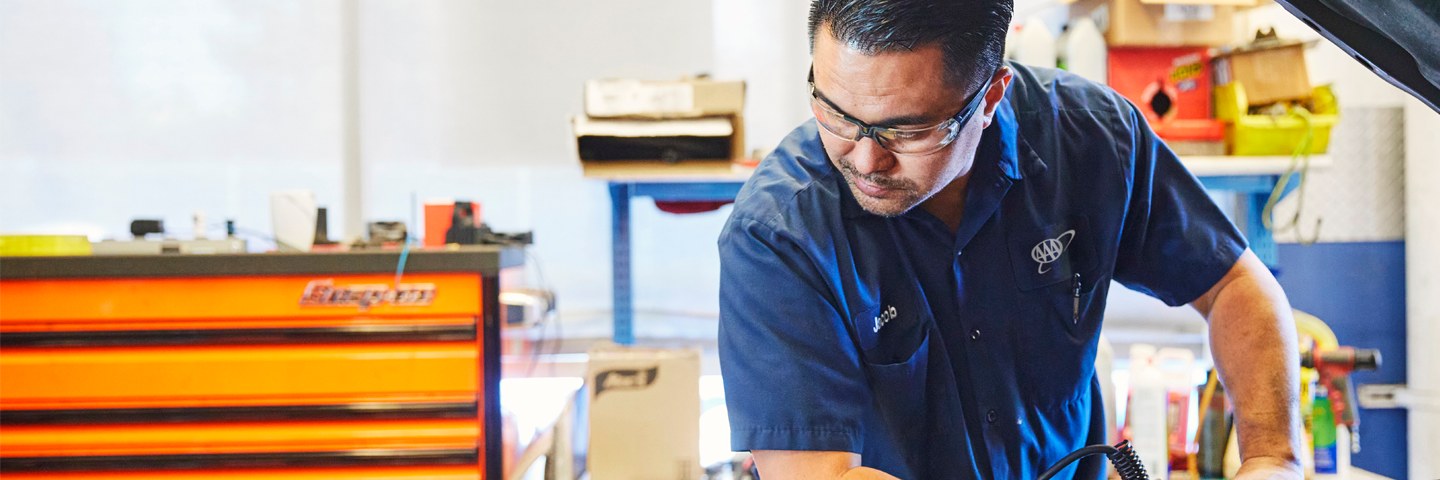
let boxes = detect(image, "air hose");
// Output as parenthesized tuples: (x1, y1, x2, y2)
(1036, 440, 1150, 480)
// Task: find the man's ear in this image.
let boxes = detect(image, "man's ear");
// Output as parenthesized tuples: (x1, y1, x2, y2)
(979, 66, 1014, 129)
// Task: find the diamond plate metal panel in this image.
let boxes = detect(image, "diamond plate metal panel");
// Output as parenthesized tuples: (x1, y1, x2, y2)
(1274, 107, 1406, 243)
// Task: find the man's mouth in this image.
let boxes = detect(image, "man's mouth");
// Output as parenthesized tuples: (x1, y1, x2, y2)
(853, 177, 894, 198)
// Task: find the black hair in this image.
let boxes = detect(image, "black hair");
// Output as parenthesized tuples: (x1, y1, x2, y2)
(808, 0, 1013, 93)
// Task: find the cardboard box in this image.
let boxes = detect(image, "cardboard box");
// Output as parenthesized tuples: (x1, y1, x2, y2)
(571, 114, 746, 177)
(585, 346, 700, 480)
(576, 159, 751, 179)
(1070, 0, 1245, 47)
(1213, 42, 1313, 106)
(585, 78, 745, 119)
(575, 77, 746, 177)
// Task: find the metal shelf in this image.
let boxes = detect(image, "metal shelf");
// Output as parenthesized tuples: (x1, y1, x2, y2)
(1182, 155, 1331, 177)
(600, 155, 1331, 344)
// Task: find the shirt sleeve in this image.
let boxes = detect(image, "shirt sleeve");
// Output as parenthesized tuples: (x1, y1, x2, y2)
(718, 215, 869, 453)
(1112, 104, 1249, 306)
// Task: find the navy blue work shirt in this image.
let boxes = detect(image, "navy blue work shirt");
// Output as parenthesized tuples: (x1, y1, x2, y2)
(718, 63, 1248, 479)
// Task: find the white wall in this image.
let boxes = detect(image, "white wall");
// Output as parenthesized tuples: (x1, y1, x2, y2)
(1404, 94, 1440, 480)
(0, 0, 345, 238)
(0, 0, 725, 322)
(712, 0, 812, 157)
(4, 0, 1412, 339)
(357, 0, 716, 169)
(350, 0, 721, 318)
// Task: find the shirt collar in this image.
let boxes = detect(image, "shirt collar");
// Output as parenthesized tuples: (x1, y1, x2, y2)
(991, 94, 1025, 181)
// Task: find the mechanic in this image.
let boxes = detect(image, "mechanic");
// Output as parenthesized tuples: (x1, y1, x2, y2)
(717, 0, 1304, 478)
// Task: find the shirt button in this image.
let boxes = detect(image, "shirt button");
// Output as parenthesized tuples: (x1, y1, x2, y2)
(970, 329, 982, 341)
(986, 409, 998, 424)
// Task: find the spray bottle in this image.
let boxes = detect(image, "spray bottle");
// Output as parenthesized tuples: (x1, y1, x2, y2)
(1156, 348, 1195, 471)
(1312, 384, 1352, 478)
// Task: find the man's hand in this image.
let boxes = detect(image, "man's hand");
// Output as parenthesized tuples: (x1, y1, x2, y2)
(1233, 455, 1304, 480)
(751, 450, 901, 480)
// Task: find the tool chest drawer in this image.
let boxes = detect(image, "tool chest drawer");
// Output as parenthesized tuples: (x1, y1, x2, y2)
(0, 250, 514, 478)
(0, 341, 480, 408)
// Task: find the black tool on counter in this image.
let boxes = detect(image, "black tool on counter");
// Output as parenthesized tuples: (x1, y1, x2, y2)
(444, 202, 481, 245)
(444, 201, 533, 246)
(367, 221, 408, 246)
(130, 219, 165, 238)
(474, 224, 533, 246)
(314, 207, 335, 245)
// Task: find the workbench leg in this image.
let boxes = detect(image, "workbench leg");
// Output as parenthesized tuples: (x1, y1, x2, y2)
(609, 183, 635, 345)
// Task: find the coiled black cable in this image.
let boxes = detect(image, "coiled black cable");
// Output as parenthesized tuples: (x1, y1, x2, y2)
(1107, 441, 1149, 480)
(1036, 440, 1149, 480)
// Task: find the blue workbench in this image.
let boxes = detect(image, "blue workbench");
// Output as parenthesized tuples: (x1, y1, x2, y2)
(602, 155, 1328, 344)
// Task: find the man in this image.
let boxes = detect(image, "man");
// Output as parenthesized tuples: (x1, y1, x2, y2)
(717, 1, 1303, 478)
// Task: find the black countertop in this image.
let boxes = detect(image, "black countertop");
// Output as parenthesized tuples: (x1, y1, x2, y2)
(0, 246, 524, 279)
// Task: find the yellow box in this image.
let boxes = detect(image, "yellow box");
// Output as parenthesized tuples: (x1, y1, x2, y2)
(0, 235, 91, 257)
(1215, 82, 1338, 156)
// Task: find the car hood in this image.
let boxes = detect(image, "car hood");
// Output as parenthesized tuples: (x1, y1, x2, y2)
(1276, 0, 1440, 112)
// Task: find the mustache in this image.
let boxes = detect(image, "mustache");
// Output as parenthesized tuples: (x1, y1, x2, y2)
(837, 157, 912, 190)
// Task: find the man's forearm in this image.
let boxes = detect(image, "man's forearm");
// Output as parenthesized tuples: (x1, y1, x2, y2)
(1200, 252, 1303, 466)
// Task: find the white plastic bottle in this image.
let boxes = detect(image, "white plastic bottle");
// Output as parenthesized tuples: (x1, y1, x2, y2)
(1065, 17, 1108, 85)
(1096, 335, 1118, 443)
(1014, 16, 1057, 69)
(1128, 344, 1169, 480)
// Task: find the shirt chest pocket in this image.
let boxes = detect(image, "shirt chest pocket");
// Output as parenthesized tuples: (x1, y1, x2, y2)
(853, 300, 932, 463)
(1008, 215, 1098, 292)
(854, 300, 930, 366)
(1007, 215, 1107, 406)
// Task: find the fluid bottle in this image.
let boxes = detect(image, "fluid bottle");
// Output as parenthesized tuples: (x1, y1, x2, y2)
(1128, 344, 1169, 480)
(1065, 17, 1107, 84)
(1015, 16, 1057, 69)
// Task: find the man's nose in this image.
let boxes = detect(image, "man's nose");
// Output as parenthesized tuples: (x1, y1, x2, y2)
(847, 136, 896, 175)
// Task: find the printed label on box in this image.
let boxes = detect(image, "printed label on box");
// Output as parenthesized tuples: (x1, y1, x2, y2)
(594, 367, 659, 398)
(1163, 4, 1214, 22)
(587, 81, 695, 117)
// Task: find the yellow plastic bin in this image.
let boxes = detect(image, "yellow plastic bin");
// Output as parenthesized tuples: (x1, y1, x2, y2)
(1215, 82, 1338, 156)
(0, 235, 92, 257)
